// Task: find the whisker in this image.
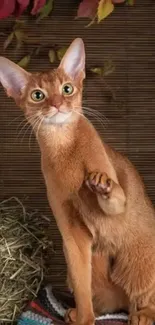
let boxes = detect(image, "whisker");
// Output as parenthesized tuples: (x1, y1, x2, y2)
(36, 117, 44, 140)
(28, 116, 42, 150)
(17, 114, 39, 140)
(19, 116, 39, 144)
(7, 113, 25, 126)
(82, 106, 109, 124)
(73, 105, 108, 130)
(83, 110, 106, 130)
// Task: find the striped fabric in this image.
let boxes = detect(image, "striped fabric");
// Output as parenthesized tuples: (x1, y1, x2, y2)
(17, 285, 128, 325)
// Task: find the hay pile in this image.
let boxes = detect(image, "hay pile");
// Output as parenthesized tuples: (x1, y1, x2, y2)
(0, 197, 53, 324)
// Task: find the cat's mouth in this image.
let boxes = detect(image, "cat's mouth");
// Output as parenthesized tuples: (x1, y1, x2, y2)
(43, 111, 72, 125)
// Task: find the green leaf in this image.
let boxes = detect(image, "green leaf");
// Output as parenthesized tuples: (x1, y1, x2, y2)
(57, 47, 68, 61)
(90, 67, 104, 76)
(3, 32, 14, 50)
(91, 60, 115, 77)
(37, 0, 54, 21)
(15, 29, 27, 50)
(126, 0, 134, 5)
(48, 49, 56, 63)
(18, 55, 31, 68)
(14, 20, 26, 31)
(97, 0, 114, 23)
(103, 59, 115, 76)
(15, 30, 26, 42)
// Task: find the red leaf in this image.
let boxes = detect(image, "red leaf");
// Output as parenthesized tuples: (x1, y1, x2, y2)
(14, 0, 30, 17)
(31, 0, 46, 15)
(77, 0, 99, 18)
(0, 0, 16, 19)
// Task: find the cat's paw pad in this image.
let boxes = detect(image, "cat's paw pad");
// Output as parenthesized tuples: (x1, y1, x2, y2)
(85, 172, 112, 198)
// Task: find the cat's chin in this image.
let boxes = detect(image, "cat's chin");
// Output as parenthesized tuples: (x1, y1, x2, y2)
(43, 111, 73, 125)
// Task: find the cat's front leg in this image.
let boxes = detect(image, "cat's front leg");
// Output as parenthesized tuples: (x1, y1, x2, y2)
(49, 199, 94, 325)
(85, 172, 126, 215)
(63, 224, 94, 325)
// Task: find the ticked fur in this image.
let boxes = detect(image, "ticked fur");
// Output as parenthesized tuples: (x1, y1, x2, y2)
(0, 38, 155, 325)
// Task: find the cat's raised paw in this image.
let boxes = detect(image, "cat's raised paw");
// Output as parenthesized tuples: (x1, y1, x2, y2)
(85, 172, 112, 198)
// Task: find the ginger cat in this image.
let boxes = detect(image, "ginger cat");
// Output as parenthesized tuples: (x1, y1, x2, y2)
(1, 38, 155, 325)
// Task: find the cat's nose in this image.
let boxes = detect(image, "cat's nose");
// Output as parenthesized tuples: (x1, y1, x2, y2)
(49, 95, 63, 109)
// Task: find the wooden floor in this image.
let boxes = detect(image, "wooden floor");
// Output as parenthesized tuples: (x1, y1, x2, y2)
(0, 0, 155, 286)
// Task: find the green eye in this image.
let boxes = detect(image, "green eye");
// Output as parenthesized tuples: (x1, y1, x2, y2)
(62, 83, 74, 96)
(31, 89, 45, 102)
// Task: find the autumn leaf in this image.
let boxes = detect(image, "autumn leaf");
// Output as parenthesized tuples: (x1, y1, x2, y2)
(97, 0, 114, 23)
(31, 0, 46, 15)
(3, 32, 14, 50)
(37, 0, 53, 21)
(57, 47, 68, 61)
(18, 55, 31, 68)
(77, 0, 99, 19)
(0, 0, 16, 19)
(15, 0, 30, 17)
(48, 49, 56, 63)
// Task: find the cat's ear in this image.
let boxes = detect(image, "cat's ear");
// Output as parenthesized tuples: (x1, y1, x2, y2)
(0, 57, 31, 98)
(59, 38, 85, 80)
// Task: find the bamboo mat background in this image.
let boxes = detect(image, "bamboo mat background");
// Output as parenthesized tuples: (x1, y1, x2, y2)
(0, 0, 155, 287)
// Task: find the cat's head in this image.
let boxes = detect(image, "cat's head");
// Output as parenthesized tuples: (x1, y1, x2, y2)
(0, 38, 85, 126)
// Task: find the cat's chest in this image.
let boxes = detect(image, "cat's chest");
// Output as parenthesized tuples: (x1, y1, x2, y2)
(41, 154, 84, 198)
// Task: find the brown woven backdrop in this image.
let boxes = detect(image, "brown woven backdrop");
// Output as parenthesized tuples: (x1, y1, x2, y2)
(0, 0, 155, 287)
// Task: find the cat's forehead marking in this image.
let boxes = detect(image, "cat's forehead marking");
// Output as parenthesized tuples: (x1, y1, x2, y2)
(30, 70, 66, 91)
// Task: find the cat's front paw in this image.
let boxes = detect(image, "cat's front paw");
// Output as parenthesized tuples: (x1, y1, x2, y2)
(65, 308, 95, 325)
(85, 172, 112, 198)
(128, 314, 153, 325)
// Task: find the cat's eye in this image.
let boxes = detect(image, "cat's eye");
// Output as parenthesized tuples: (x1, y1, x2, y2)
(31, 90, 45, 102)
(62, 83, 74, 96)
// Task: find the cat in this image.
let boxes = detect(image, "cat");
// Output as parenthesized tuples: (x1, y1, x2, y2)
(0, 38, 155, 325)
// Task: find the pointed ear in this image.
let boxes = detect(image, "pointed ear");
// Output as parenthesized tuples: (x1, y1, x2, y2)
(59, 38, 85, 80)
(0, 57, 31, 98)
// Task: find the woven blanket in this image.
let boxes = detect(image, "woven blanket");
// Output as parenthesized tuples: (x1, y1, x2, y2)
(17, 285, 128, 325)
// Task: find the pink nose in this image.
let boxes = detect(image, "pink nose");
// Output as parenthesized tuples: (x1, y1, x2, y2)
(49, 95, 62, 108)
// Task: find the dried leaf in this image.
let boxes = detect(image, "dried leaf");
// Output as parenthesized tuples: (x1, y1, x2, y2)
(3, 32, 14, 50)
(37, 0, 53, 21)
(48, 49, 56, 63)
(77, 0, 99, 18)
(31, 0, 46, 15)
(57, 47, 68, 61)
(97, 0, 114, 23)
(18, 55, 31, 68)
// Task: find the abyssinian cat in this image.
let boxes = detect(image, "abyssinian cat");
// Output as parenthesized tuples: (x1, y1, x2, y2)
(1, 38, 155, 325)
